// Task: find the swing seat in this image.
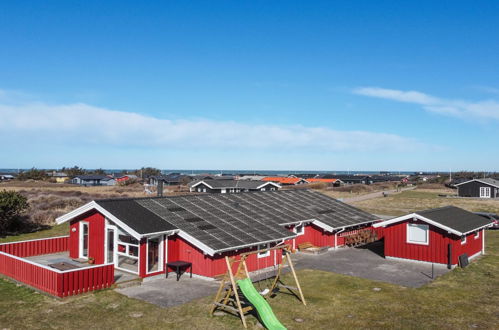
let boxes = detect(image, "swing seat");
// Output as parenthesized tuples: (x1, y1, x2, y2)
(259, 288, 270, 296)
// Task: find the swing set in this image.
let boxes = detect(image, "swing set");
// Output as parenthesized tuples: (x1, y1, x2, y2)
(210, 244, 306, 329)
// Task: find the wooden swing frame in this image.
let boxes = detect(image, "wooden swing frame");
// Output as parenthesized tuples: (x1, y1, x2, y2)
(209, 244, 306, 328)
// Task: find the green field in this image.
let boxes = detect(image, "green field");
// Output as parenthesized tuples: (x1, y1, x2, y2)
(1, 229, 498, 329)
(351, 188, 499, 216)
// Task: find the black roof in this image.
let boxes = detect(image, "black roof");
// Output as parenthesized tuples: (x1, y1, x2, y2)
(417, 206, 494, 234)
(94, 189, 377, 253)
(96, 199, 176, 234)
(75, 175, 109, 180)
(190, 179, 276, 190)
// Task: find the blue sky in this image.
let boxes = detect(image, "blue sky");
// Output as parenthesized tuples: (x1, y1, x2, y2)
(1, 1, 498, 171)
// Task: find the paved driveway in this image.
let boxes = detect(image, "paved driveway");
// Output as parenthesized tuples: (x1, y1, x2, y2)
(293, 241, 450, 288)
(117, 276, 219, 308)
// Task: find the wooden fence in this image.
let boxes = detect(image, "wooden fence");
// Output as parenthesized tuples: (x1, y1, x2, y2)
(0, 237, 114, 297)
(0, 236, 69, 257)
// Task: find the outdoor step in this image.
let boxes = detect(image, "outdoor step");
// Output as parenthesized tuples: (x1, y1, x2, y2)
(116, 279, 142, 289)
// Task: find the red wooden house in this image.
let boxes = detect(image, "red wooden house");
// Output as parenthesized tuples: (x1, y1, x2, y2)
(373, 206, 494, 267)
(55, 189, 379, 279)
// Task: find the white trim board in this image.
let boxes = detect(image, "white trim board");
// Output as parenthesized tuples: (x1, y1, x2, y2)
(57, 201, 148, 240)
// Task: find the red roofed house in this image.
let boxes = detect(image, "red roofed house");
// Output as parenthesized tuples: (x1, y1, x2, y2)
(262, 177, 309, 185)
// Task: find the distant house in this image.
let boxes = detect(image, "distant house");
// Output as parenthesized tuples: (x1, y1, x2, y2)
(455, 178, 499, 198)
(325, 175, 372, 185)
(262, 177, 308, 185)
(115, 175, 138, 184)
(0, 174, 15, 181)
(238, 175, 267, 181)
(149, 173, 192, 186)
(369, 175, 403, 183)
(306, 178, 342, 186)
(71, 175, 112, 186)
(189, 179, 281, 193)
(49, 172, 70, 183)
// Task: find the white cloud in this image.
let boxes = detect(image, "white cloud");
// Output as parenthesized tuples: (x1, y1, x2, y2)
(0, 97, 426, 152)
(353, 86, 499, 121)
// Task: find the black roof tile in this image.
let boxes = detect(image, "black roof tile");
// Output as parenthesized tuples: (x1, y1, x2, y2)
(417, 206, 494, 234)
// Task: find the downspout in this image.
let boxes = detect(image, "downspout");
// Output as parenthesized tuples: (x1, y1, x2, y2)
(482, 228, 485, 255)
(335, 227, 346, 250)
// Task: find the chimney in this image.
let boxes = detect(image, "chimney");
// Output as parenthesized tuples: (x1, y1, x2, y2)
(157, 180, 164, 197)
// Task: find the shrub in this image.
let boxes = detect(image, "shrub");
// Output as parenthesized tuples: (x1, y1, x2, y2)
(0, 190, 29, 235)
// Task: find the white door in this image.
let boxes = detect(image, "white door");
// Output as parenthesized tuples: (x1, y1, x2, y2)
(105, 225, 118, 266)
(480, 187, 491, 198)
(79, 222, 89, 259)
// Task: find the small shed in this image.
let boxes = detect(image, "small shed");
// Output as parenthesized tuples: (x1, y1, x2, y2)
(455, 178, 499, 198)
(373, 206, 494, 267)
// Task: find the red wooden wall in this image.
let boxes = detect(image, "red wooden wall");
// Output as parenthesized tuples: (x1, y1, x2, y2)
(0, 236, 68, 257)
(286, 223, 381, 249)
(69, 211, 105, 264)
(383, 219, 483, 265)
(167, 235, 282, 278)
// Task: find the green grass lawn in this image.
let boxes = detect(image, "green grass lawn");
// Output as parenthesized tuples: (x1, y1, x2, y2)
(352, 188, 499, 216)
(0, 223, 69, 244)
(1, 227, 498, 329)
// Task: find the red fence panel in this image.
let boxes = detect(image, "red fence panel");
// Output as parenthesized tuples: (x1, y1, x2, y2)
(0, 246, 114, 297)
(0, 236, 69, 257)
(58, 264, 114, 297)
(0, 252, 59, 296)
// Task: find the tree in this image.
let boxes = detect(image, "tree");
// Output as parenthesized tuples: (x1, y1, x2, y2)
(89, 168, 105, 175)
(133, 167, 161, 179)
(17, 168, 47, 181)
(62, 166, 86, 178)
(0, 190, 28, 235)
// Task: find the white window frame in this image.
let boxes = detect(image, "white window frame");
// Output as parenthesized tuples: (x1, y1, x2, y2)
(257, 244, 270, 258)
(293, 223, 305, 236)
(146, 236, 164, 274)
(104, 224, 118, 265)
(461, 235, 467, 245)
(406, 223, 429, 245)
(79, 221, 89, 259)
(115, 231, 140, 274)
(475, 231, 480, 239)
(479, 187, 491, 198)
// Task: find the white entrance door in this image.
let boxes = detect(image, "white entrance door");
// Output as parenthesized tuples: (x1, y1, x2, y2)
(105, 225, 118, 266)
(480, 187, 491, 198)
(79, 222, 89, 259)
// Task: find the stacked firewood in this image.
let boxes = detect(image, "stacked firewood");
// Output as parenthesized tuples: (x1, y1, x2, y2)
(344, 229, 378, 247)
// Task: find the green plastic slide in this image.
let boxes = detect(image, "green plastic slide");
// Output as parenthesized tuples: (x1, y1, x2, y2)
(237, 278, 287, 330)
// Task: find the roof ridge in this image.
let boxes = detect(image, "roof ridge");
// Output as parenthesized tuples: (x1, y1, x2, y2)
(96, 189, 305, 203)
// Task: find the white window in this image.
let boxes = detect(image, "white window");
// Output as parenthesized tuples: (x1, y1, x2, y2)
(475, 231, 480, 239)
(479, 187, 491, 198)
(79, 222, 89, 259)
(407, 223, 429, 245)
(293, 224, 305, 236)
(257, 244, 270, 258)
(461, 236, 467, 245)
